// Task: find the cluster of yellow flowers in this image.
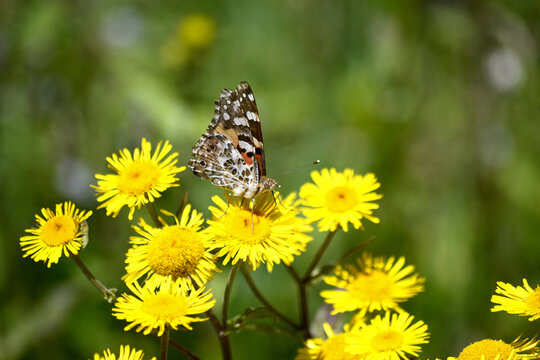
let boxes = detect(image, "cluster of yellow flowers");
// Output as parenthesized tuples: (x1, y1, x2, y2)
(19, 138, 540, 360)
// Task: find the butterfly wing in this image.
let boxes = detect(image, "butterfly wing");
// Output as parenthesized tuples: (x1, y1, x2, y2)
(189, 82, 266, 197)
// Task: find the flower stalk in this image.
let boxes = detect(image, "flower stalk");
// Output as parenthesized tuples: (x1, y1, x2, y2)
(160, 326, 169, 360)
(222, 262, 241, 325)
(169, 339, 200, 360)
(206, 309, 232, 360)
(146, 202, 162, 228)
(302, 228, 339, 283)
(241, 264, 298, 329)
(70, 253, 116, 303)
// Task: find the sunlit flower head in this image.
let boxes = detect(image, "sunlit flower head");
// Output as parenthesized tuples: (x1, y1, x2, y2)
(206, 192, 312, 271)
(91, 345, 156, 360)
(20, 202, 92, 267)
(456, 336, 540, 360)
(299, 168, 382, 232)
(122, 205, 217, 290)
(93, 139, 185, 220)
(321, 253, 425, 315)
(296, 322, 363, 360)
(491, 279, 540, 321)
(113, 281, 215, 336)
(347, 311, 429, 360)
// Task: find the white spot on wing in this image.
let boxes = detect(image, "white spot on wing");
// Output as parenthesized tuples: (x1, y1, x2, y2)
(246, 111, 258, 121)
(233, 117, 247, 126)
(248, 94, 254, 101)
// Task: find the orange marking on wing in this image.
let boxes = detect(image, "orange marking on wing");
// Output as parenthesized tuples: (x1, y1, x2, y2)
(241, 151, 254, 165)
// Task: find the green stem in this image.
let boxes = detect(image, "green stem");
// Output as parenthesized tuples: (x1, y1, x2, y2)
(285, 265, 310, 338)
(241, 264, 299, 329)
(176, 192, 189, 218)
(160, 326, 169, 360)
(302, 228, 339, 283)
(145, 202, 162, 227)
(71, 253, 116, 303)
(206, 309, 232, 360)
(222, 262, 241, 325)
(169, 339, 199, 360)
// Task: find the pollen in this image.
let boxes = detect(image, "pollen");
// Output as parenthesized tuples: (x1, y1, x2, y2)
(146, 226, 205, 279)
(228, 210, 271, 245)
(371, 330, 405, 352)
(349, 270, 392, 302)
(326, 185, 358, 213)
(141, 292, 189, 320)
(41, 215, 77, 246)
(458, 339, 514, 360)
(117, 161, 160, 196)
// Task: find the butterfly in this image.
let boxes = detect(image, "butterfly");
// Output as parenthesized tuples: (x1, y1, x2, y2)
(189, 81, 277, 199)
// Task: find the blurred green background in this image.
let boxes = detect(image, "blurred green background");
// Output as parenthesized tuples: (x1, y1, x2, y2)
(2, 0, 540, 359)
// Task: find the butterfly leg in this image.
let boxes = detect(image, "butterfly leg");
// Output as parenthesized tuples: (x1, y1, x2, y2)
(219, 193, 233, 218)
(271, 190, 288, 211)
(250, 198, 256, 234)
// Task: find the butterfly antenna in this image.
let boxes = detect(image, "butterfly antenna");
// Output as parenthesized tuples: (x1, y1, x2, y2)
(274, 160, 320, 179)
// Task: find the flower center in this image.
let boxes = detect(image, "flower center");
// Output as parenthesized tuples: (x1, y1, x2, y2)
(457, 339, 514, 360)
(325, 185, 358, 213)
(141, 293, 188, 320)
(41, 215, 77, 246)
(525, 287, 540, 311)
(349, 270, 392, 302)
(320, 334, 357, 360)
(118, 161, 160, 196)
(226, 210, 271, 245)
(146, 226, 205, 279)
(370, 330, 404, 351)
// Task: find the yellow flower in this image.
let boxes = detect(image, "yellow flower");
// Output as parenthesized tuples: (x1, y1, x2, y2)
(91, 345, 156, 360)
(456, 337, 540, 360)
(208, 192, 312, 271)
(178, 13, 216, 49)
(491, 279, 540, 321)
(296, 322, 363, 360)
(93, 138, 184, 220)
(321, 253, 424, 315)
(347, 311, 429, 360)
(122, 205, 217, 290)
(20, 202, 92, 267)
(113, 281, 215, 336)
(206, 192, 312, 271)
(299, 168, 382, 232)
(161, 13, 216, 67)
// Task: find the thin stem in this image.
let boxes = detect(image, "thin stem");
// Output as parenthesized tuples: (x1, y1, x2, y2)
(70, 253, 116, 303)
(169, 339, 199, 360)
(160, 326, 169, 360)
(145, 202, 162, 227)
(285, 265, 310, 338)
(206, 309, 232, 360)
(302, 228, 339, 283)
(176, 192, 189, 218)
(241, 264, 298, 329)
(222, 262, 241, 325)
